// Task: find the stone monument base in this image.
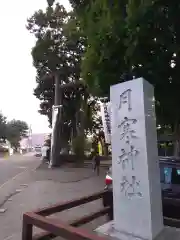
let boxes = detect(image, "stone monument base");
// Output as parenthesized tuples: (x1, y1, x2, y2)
(95, 221, 180, 240)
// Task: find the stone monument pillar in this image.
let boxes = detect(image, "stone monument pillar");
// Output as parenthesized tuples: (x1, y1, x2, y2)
(96, 78, 164, 240)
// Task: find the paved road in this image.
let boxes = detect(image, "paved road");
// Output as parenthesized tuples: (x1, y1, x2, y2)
(0, 163, 106, 240)
(0, 154, 40, 187)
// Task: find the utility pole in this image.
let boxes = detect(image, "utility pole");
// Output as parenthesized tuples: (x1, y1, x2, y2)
(49, 73, 62, 167)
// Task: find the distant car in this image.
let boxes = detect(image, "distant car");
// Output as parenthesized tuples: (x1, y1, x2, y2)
(0, 142, 9, 153)
(35, 146, 42, 157)
(102, 157, 180, 220)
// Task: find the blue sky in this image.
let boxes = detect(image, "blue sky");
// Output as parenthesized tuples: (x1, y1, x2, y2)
(0, 0, 71, 133)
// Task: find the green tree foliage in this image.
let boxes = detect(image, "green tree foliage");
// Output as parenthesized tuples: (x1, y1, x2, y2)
(27, 3, 84, 124)
(68, 0, 180, 155)
(6, 120, 28, 149)
(27, 3, 85, 151)
(27, 2, 101, 153)
(125, 0, 180, 155)
(70, 1, 180, 129)
(79, 1, 128, 96)
(124, 0, 180, 125)
(0, 111, 29, 149)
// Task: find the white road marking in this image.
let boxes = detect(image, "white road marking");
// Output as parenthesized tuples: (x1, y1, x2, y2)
(17, 166, 26, 169)
(0, 161, 38, 190)
(0, 170, 28, 190)
(3, 234, 16, 240)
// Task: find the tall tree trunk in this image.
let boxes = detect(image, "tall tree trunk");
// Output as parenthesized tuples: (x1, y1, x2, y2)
(50, 74, 63, 167)
(100, 137, 108, 156)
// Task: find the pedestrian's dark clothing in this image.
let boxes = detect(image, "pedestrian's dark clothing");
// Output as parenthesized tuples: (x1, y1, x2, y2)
(46, 148, 50, 163)
(93, 155, 100, 175)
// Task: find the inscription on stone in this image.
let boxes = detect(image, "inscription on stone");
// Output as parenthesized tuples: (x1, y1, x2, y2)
(120, 176, 142, 198)
(119, 89, 132, 111)
(117, 89, 142, 199)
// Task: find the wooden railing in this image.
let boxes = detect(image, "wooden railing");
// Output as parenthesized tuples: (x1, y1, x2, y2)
(22, 190, 180, 240)
(22, 190, 110, 240)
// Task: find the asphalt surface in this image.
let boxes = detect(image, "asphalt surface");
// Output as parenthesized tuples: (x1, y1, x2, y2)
(0, 159, 106, 240)
(0, 153, 39, 187)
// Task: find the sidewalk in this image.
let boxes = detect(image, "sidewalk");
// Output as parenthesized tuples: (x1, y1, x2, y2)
(0, 162, 107, 240)
(84, 159, 112, 167)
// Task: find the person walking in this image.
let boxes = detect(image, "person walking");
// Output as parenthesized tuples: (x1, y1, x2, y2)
(41, 144, 49, 163)
(46, 145, 51, 164)
(93, 153, 100, 176)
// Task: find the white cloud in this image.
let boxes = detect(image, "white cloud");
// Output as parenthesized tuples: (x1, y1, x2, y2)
(0, 0, 71, 133)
